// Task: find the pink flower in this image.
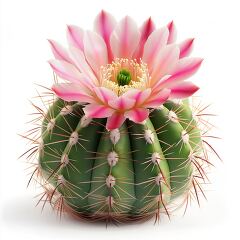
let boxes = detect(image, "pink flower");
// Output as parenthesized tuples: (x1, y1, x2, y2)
(49, 10, 202, 130)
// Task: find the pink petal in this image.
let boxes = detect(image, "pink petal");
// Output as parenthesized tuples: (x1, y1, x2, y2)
(77, 75, 97, 92)
(48, 59, 82, 84)
(158, 57, 203, 88)
(83, 31, 108, 77)
(93, 87, 117, 103)
(133, 17, 155, 60)
(106, 112, 126, 130)
(125, 108, 149, 123)
(49, 59, 95, 93)
(48, 40, 72, 63)
(142, 27, 169, 72)
(84, 103, 114, 118)
(167, 21, 177, 44)
(108, 96, 135, 110)
(169, 82, 199, 99)
(52, 83, 93, 102)
(110, 16, 140, 58)
(68, 46, 97, 83)
(179, 38, 194, 58)
(150, 44, 180, 85)
(67, 25, 84, 50)
(152, 75, 171, 92)
(94, 10, 117, 62)
(144, 89, 171, 108)
(122, 88, 151, 106)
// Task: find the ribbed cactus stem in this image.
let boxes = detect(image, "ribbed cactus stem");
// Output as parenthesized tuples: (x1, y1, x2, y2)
(23, 97, 215, 222)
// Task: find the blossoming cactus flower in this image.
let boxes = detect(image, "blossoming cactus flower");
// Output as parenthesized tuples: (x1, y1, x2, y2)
(23, 10, 219, 223)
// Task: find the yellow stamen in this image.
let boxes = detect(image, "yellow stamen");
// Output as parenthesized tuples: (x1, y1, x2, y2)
(100, 58, 150, 95)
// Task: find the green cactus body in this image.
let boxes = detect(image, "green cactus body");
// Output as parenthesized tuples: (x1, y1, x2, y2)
(164, 100, 202, 152)
(38, 98, 203, 221)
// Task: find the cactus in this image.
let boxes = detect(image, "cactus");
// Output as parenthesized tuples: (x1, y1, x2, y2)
(22, 11, 220, 224)
(24, 97, 211, 223)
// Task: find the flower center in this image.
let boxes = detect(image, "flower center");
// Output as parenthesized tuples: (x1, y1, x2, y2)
(100, 58, 149, 95)
(117, 69, 131, 86)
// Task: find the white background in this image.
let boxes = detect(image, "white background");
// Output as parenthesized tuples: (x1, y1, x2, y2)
(0, 0, 239, 239)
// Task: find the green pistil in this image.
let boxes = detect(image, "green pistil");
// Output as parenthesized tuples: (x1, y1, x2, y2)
(117, 69, 131, 86)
